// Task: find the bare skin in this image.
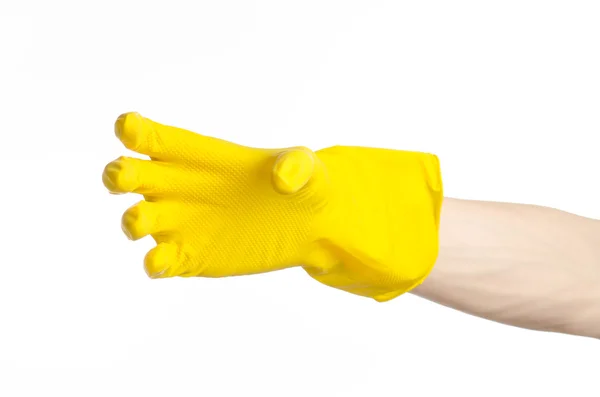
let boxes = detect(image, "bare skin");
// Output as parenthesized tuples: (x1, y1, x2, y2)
(412, 198, 600, 339)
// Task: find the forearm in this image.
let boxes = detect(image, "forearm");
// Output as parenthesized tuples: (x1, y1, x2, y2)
(412, 198, 600, 339)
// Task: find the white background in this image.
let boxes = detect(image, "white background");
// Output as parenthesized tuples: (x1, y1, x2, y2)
(1, 1, 599, 396)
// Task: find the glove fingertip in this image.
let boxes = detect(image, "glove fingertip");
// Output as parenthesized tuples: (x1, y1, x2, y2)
(272, 148, 315, 195)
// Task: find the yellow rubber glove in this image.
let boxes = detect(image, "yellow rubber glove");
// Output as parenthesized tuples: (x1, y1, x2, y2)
(102, 112, 443, 302)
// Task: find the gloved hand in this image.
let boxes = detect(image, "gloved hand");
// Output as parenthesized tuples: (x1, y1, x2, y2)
(102, 112, 443, 301)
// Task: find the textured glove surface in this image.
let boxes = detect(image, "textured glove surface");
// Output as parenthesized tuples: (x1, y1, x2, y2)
(102, 112, 443, 301)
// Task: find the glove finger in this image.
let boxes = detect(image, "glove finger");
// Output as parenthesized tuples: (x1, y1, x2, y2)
(121, 200, 180, 241)
(144, 242, 192, 279)
(114, 112, 247, 165)
(271, 147, 317, 195)
(102, 156, 214, 198)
